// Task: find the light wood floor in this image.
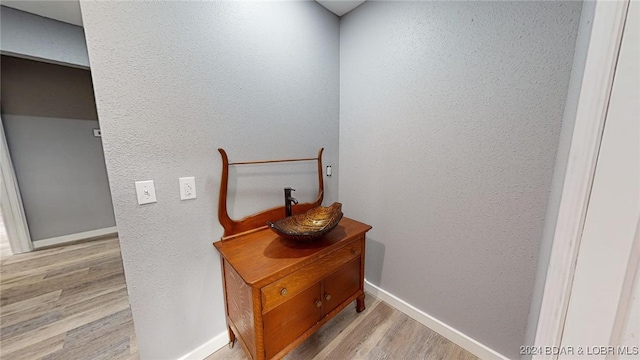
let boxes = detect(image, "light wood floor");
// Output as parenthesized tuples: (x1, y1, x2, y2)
(0, 235, 138, 360)
(1, 218, 476, 360)
(206, 294, 479, 360)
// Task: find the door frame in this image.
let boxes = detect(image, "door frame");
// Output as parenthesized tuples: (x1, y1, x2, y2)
(0, 114, 33, 253)
(533, 0, 630, 358)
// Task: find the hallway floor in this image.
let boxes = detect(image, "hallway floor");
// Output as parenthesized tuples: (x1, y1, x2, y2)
(0, 236, 138, 359)
(1, 230, 477, 360)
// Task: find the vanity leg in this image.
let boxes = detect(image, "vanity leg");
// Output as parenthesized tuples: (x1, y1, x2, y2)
(356, 293, 366, 313)
(228, 326, 236, 348)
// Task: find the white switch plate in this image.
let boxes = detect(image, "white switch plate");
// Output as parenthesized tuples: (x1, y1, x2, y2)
(135, 180, 157, 205)
(179, 177, 196, 200)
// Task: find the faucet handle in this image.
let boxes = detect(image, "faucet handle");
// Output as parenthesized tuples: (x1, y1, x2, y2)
(285, 187, 296, 192)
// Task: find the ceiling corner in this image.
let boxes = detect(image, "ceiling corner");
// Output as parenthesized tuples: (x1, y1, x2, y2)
(316, 0, 366, 17)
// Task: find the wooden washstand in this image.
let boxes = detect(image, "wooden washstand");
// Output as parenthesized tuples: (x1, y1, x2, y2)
(213, 148, 371, 359)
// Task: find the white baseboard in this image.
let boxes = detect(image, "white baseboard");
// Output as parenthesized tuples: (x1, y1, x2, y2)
(32, 226, 118, 249)
(364, 280, 509, 360)
(176, 331, 229, 360)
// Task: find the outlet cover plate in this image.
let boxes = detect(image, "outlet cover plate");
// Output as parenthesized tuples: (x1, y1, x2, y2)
(179, 177, 196, 200)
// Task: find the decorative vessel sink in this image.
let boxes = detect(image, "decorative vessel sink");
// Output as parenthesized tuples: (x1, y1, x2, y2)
(268, 202, 343, 242)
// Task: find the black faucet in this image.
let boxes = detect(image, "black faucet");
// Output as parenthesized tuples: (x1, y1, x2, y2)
(284, 187, 298, 217)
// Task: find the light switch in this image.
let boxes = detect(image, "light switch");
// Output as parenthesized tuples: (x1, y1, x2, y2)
(179, 177, 196, 200)
(135, 180, 157, 205)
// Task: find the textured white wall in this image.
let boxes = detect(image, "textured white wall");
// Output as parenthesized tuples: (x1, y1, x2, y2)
(80, 2, 339, 359)
(339, 2, 581, 358)
(0, 6, 89, 68)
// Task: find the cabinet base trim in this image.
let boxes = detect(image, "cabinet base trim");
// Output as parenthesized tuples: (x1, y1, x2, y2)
(364, 280, 508, 360)
(176, 330, 229, 360)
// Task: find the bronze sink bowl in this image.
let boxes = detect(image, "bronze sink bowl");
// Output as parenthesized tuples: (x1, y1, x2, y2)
(268, 202, 343, 242)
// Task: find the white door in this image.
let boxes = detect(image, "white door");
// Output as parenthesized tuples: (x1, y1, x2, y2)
(0, 115, 32, 254)
(559, 1, 639, 359)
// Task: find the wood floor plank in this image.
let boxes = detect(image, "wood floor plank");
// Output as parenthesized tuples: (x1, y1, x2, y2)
(446, 342, 480, 360)
(44, 335, 132, 360)
(423, 327, 464, 360)
(399, 316, 441, 359)
(324, 301, 400, 359)
(1, 258, 123, 306)
(43, 249, 121, 279)
(1, 289, 131, 354)
(57, 271, 125, 302)
(0, 272, 48, 287)
(1, 238, 117, 269)
(1, 283, 128, 331)
(365, 312, 424, 360)
(0, 245, 113, 277)
(1, 268, 89, 293)
(44, 309, 133, 360)
(1, 309, 65, 342)
(62, 288, 130, 321)
(1, 298, 61, 329)
(0, 290, 62, 317)
(0, 333, 66, 360)
(57, 282, 127, 309)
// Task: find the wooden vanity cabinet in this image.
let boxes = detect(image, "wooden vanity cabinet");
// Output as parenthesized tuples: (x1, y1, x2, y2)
(214, 217, 372, 360)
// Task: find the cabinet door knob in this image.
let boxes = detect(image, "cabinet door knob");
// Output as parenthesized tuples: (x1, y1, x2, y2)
(325, 293, 332, 301)
(315, 300, 322, 308)
(280, 288, 287, 296)
(351, 249, 356, 256)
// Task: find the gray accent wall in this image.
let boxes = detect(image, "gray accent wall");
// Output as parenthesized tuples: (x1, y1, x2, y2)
(339, 2, 582, 358)
(1, 56, 115, 241)
(0, 6, 89, 68)
(2, 115, 115, 240)
(80, 2, 339, 359)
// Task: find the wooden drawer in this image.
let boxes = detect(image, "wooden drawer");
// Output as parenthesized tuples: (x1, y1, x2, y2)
(263, 283, 322, 359)
(261, 239, 362, 313)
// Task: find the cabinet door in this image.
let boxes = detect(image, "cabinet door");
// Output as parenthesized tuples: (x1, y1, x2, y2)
(321, 258, 361, 317)
(263, 283, 321, 359)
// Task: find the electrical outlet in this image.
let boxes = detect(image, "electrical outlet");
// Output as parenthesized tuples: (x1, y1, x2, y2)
(135, 180, 157, 205)
(179, 177, 196, 200)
